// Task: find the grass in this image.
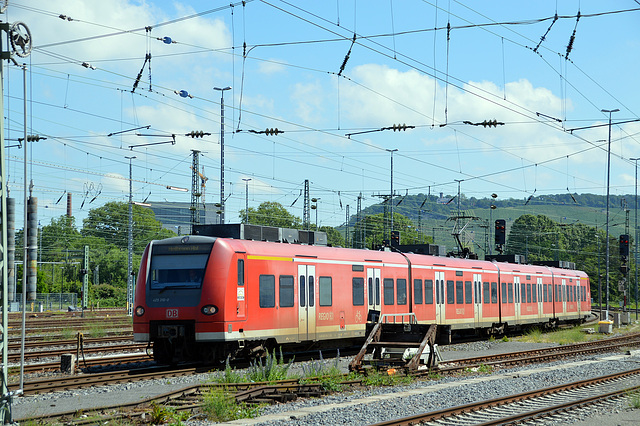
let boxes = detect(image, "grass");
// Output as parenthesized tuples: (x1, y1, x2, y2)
(202, 386, 263, 422)
(87, 321, 108, 338)
(148, 401, 190, 425)
(628, 391, 640, 409)
(361, 368, 414, 387)
(246, 347, 294, 382)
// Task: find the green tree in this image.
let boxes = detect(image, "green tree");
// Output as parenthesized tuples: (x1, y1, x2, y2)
(81, 201, 175, 252)
(506, 214, 621, 305)
(240, 201, 302, 228)
(40, 216, 82, 262)
(352, 212, 427, 249)
(318, 225, 345, 247)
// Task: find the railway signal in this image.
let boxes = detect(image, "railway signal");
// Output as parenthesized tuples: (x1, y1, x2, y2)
(495, 219, 506, 253)
(620, 234, 629, 258)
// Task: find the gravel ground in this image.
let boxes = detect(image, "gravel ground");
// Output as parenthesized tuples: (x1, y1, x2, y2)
(11, 340, 640, 425)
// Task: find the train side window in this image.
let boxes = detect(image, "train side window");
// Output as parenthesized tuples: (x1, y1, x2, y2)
(375, 278, 381, 305)
(447, 280, 455, 304)
(352, 277, 364, 306)
(491, 282, 498, 304)
(259, 275, 276, 308)
(508, 283, 513, 303)
(299, 275, 306, 307)
(368, 278, 374, 305)
(465, 281, 472, 304)
(521, 283, 526, 303)
(319, 276, 332, 306)
(526, 283, 532, 303)
(543, 284, 548, 302)
(397, 279, 407, 305)
(237, 259, 244, 286)
(425, 280, 434, 304)
(384, 278, 395, 305)
(279, 275, 294, 308)
(414, 279, 423, 304)
(455, 281, 463, 304)
(308, 276, 315, 307)
(532, 283, 537, 303)
(501, 282, 507, 304)
(483, 282, 490, 304)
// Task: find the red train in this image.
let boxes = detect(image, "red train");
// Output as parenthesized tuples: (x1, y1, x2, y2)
(133, 228, 591, 364)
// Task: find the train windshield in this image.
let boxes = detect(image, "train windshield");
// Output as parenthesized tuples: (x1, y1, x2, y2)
(148, 253, 209, 290)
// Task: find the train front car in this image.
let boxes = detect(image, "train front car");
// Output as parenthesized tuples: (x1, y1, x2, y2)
(133, 235, 219, 364)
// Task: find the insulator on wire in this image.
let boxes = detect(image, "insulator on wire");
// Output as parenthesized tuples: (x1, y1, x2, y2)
(186, 130, 210, 138)
(265, 128, 283, 136)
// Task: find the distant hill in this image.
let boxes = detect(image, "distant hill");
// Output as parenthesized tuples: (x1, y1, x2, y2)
(348, 193, 634, 253)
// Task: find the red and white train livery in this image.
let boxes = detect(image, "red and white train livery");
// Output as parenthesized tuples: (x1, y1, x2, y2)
(133, 234, 591, 363)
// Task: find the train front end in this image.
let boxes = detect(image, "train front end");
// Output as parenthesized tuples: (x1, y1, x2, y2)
(133, 235, 223, 364)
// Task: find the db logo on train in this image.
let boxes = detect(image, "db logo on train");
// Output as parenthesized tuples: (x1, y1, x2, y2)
(166, 309, 179, 318)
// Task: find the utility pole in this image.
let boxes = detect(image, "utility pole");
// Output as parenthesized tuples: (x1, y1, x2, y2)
(2, 14, 34, 423)
(126, 156, 135, 316)
(190, 150, 200, 231)
(303, 180, 310, 230)
(603, 108, 619, 320)
(386, 149, 398, 238)
(214, 86, 231, 224)
(632, 157, 640, 320)
(242, 178, 251, 224)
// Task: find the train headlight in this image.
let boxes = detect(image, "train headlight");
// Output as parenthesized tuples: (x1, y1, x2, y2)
(201, 305, 218, 315)
(135, 306, 145, 316)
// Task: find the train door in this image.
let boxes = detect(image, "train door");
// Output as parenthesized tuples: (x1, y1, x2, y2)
(561, 278, 567, 315)
(514, 276, 521, 323)
(367, 268, 381, 317)
(297, 264, 316, 341)
(576, 277, 582, 316)
(537, 277, 543, 320)
(435, 271, 446, 323)
(473, 273, 482, 327)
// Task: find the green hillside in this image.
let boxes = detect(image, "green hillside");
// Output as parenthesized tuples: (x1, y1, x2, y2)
(354, 193, 635, 256)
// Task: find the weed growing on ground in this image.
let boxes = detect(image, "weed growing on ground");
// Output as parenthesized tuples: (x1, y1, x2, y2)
(148, 401, 190, 425)
(202, 386, 262, 422)
(88, 321, 107, 338)
(362, 369, 414, 387)
(212, 356, 248, 384)
(628, 391, 640, 409)
(61, 328, 75, 340)
(301, 350, 345, 392)
(247, 347, 294, 382)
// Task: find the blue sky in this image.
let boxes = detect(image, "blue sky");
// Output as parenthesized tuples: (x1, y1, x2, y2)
(5, 0, 640, 229)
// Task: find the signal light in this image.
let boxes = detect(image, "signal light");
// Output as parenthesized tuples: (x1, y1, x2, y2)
(620, 234, 630, 257)
(390, 230, 400, 246)
(494, 219, 506, 246)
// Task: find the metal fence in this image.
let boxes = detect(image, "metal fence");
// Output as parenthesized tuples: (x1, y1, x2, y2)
(9, 293, 78, 312)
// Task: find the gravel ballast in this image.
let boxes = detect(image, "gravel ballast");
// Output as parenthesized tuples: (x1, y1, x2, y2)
(12, 340, 640, 425)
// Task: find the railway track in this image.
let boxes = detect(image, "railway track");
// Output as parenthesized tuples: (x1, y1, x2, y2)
(372, 368, 640, 426)
(9, 341, 148, 364)
(433, 331, 640, 374)
(14, 332, 640, 425)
